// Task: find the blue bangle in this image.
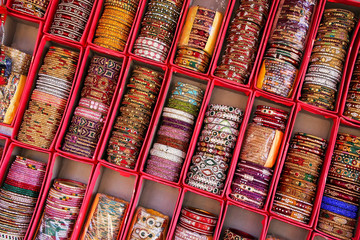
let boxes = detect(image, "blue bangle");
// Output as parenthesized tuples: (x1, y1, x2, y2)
(321, 203, 358, 219)
(322, 196, 359, 212)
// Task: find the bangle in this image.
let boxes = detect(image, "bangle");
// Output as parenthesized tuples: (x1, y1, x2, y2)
(320, 202, 358, 219)
(223, 228, 256, 240)
(153, 143, 186, 158)
(179, 215, 215, 232)
(181, 208, 217, 225)
(321, 196, 359, 212)
(229, 192, 264, 209)
(163, 107, 195, 120)
(150, 148, 183, 163)
(204, 117, 239, 129)
(319, 209, 357, 227)
(208, 104, 242, 115)
(162, 112, 194, 125)
(327, 175, 360, 192)
(317, 219, 354, 239)
(279, 176, 317, 192)
(272, 203, 310, 223)
(275, 193, 313, 213)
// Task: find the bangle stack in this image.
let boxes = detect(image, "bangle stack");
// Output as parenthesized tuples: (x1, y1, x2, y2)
(133, 0, 184, 62)
(300, 9, 356, 110)
(94, 0, 141, 52)
(144, 81, 204, 182)
(186, 104, 244, 195)
(215, 0, 269, 84)
(344, 51, 360, 120)
(49, 0, 95, 42)
(62, 56, 122, 158)
(17, 46, 79, 149)
(82, 193, 129, 239)
(222, 228, 256, 240)
(0, 156, 46, 240)
(230, 105, 288, 209)
(126, 206, 169, 240)
(174, 207, 218, 239)
(106, 66, 163, 169)
(273, 132, 327, 224)
(0, 45, 32, 124)
(175, 5, 223, 73)
(12, 0, 51, 18)
(256, 0, 316, 97)
(317, 133, 360, 239)
(35, 178, 87, 239)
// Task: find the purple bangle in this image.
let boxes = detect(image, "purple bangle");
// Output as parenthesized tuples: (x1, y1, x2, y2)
(146, 163, 180, 175)
(233, 173, 270, 186)
(162, 121, 192, 132)
(231, 182, 268, 197)
(159, 125, 191, 138)
(146, 161, 182, 174)
(230, 193, 264, 208)
(232, 176, 269, 190)
(236, 163, 273, 177)
(148, 155, 183, 168)
(157, 129, 190, 142)
(231, 179, 269, 193)
(145, 168, 179, 182)
(230, 189, 266, 205)
(162, 116, 193, 128)
(149, 155, 182, 168)
(147, 158, 182, 172)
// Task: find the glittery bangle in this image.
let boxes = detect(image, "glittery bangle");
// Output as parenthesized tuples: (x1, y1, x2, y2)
(322, 196, 359, 212)
(320, 203, 358, 219)
(163, 107, 195, 120)
(162, 116, 193, 128)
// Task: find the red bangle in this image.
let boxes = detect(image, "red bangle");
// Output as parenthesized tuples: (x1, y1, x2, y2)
(181, 208, 217, 225)
(179, 215, 215, 232)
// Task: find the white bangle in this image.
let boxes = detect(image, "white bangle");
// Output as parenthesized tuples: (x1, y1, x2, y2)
(162, 112, 194, 125)
(150, 148, 183, 163)
(163, 107, 195, 120)
(153, 143, 186, 158)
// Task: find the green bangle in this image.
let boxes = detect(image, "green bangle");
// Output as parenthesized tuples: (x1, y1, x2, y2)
(2, 183, 39, 198)
(167, 98, 200, 116)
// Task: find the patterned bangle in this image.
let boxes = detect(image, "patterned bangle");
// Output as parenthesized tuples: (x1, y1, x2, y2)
(229, 192, 264, 208)
(272, 203, 310, 223)
(319, 209, 357, 227)
(281, 167, 318, 183)
(204, 116, 239, 129)
(318, 219, 354, 239)
(279, 176, 317, 192)
(277, 183, 314, 203)
(186, 178, 222, 195)
(203, 123, 239, 135)
(275, 193, 313, 213)
(208, 104, 242, 115)
(205, 110, 243, 122)
(328, 165, 360, 182)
